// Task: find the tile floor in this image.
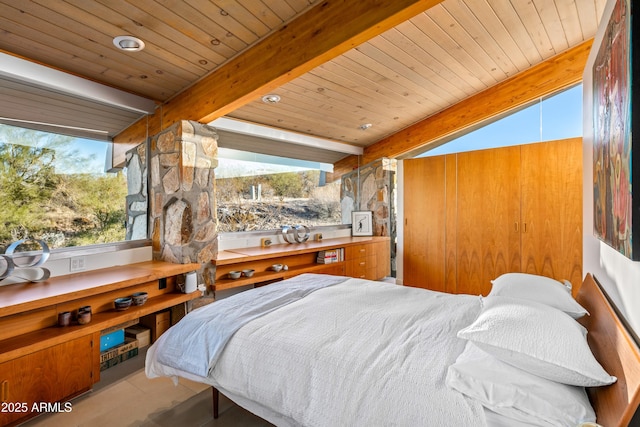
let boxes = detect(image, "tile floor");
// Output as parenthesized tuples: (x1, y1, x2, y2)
(21, 349, 271, 427)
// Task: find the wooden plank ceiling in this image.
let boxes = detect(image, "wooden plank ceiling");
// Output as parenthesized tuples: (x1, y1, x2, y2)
(0, 0, 605, 162)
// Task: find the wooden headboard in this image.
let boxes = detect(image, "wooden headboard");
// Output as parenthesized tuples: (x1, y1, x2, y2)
(576, 273, 640, 427)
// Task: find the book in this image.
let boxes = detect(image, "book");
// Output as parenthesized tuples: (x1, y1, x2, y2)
(316, 248, 344, 264)
(100, 348, 139, 371)
(99, 337, 139, 363)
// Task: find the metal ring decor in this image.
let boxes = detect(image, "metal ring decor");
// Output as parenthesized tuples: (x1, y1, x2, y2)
(281, 225, 311, 244)
(5, 239, 50, 267)
(1, 239, 51, 283)
(0, 255, 15, 280)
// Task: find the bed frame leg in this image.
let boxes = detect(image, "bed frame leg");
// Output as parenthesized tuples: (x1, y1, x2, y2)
(212, 387, 219, 419)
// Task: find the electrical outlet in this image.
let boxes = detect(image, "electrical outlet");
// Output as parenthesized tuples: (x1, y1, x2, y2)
(70, 256, 86, 272)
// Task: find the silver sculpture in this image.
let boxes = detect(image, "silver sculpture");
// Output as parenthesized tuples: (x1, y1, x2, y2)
(281, 225, 310, 244)
(0, 239, 51, 282)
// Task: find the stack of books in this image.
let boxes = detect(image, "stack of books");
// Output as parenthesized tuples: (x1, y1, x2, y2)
(316, 248, 344, 264)
(99, 337, 139, 371)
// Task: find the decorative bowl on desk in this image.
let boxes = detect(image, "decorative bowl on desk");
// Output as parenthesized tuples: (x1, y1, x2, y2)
(77, 306, 92, 324)
(77, 311, 91, 324)
(114, 297, 132, 311)
(132, 291, 148, 306)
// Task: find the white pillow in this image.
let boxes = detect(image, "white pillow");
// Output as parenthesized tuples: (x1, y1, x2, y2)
(446, 341, 596, 426)
(457, 296, 616, 386)
(490, 273, 588, 318)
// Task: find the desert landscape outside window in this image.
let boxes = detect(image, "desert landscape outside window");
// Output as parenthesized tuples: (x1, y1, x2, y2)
(0, 124, 127, 252)
(215, 148, 341, 232)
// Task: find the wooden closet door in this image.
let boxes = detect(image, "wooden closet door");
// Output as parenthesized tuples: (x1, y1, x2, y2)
(520, 138, 583, 288)
(403, 156, 446, 291)
(456, 146, 521, 295)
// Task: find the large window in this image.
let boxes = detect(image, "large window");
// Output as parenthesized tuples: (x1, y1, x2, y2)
(215, 148, 342, 232)
(419, 84, 583, 156)
(0, 124, 128, 252)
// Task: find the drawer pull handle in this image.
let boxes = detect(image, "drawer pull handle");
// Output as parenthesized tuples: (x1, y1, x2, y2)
(359, 262, 366, 266)
(1, 380, 8, 401)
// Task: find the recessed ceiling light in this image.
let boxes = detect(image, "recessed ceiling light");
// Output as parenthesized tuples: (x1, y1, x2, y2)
(113, 36, 145, 52)
(359, 123, 372, 130)
(261, 94, 281, 104)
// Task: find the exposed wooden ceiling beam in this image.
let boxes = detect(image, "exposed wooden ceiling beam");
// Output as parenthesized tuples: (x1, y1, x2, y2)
(330, 38, 593, 179)
(113, 0, 443, 150)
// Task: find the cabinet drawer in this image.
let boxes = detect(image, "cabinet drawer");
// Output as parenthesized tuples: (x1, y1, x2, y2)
(347, 255, 376, 279)
(345, 244, 370, 259)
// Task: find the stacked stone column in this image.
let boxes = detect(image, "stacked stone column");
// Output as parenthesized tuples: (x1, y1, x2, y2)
(340, 158, 397, 276)
(149, 120, 218, 290)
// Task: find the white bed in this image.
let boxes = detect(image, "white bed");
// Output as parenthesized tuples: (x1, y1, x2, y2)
(146, 273, 637, 427)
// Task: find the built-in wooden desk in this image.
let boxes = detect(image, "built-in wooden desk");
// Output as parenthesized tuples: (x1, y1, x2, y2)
(214, 236, 390, 291)
(0, 260, 200, 427)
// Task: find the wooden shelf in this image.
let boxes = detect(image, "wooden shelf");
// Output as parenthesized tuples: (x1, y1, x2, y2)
(213, 236, 390, 291)
(0, 261, 201, 317)
(0, 291, 200, 364)
(214, 262, 345, 291)
(215, 236, 378, 266)
(0, 260, 204, 426)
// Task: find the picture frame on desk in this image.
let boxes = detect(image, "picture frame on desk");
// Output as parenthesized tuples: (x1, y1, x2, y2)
(351, 211, 373, 236)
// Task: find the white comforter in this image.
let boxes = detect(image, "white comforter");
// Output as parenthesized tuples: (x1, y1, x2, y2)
(147, 274, 486, 426)
(154, 273, 348, 377)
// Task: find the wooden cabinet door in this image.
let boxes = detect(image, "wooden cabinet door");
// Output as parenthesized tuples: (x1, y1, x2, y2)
(456, 146, 522, 295)
(315, 263, 346, 276)
(375, 240, 391, 279)
(403, 156, 447, 291)
(0, 335, 94, 426)
(521, 138, 583, 288)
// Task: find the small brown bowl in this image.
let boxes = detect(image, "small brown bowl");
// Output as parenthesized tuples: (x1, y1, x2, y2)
(132, 291, 148, 306)
(77, 311, 92, 325)
(58, 311, 71, 327)
(114, 297, 132, 311)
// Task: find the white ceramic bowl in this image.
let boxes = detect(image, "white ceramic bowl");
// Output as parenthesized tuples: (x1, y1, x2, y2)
(271, 264, 283, 272)
(228, 270, 242, 279)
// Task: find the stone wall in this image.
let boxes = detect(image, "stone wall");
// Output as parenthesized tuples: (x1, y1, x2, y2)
(341, 158, 397, 276)
(148, 120, 219, 290)
(125, 142, 148, 241)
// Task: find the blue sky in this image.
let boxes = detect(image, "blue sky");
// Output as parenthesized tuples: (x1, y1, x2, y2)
(419, 84, 583, 157)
